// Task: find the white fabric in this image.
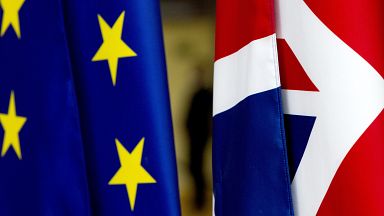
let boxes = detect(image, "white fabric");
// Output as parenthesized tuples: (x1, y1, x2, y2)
(276, 0, 384, 215)
(213, 34, 281, 116)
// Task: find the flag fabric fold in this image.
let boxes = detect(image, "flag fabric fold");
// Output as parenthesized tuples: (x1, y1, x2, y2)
(0, 0, 180, 215)
(213, 0, 293, 215)
(0, 0, 91, 214)
(62, 0, 180, 214)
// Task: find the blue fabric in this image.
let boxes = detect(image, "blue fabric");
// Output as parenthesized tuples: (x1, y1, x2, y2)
(0, 0, 90, 215)
(284, 114, 316, 181)
(0, 0, 180, 215)
(62, 0, 180, 215)
(213, 88, 293, 215)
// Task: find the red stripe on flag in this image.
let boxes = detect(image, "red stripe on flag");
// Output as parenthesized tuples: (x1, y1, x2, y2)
(304, 0, 384, 78)
(277, 39, 319, 91)
(317, 110, 384, 215)
(215, 0, 275, 61)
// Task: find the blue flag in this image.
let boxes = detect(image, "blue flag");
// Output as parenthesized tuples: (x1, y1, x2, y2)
(0, 0, 180, 215)
(0, 0, 90, 215)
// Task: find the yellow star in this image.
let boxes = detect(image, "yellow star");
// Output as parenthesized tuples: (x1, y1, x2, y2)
(0, 0, 25, 38)
(0, 91, 27, 159)
(109, 138, 156, 211)
(92, 11, 137, 86)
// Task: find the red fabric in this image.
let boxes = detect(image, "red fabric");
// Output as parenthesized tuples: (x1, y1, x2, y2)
(304, 0, 384, 78)
(277, 39, 318, 91)
(215, 0, 275, 61)
(317, 110, 384, 215)
(303, 1, 384, 214)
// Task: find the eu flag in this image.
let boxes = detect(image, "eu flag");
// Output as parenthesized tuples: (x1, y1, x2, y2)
(0, 0, 90, 215)
(0, 0, 180, 215)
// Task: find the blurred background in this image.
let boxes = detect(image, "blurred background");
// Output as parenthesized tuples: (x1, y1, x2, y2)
(161, 0, 215, 215)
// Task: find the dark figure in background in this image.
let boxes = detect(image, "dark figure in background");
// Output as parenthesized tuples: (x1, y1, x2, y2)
(186, 77, 212, 209)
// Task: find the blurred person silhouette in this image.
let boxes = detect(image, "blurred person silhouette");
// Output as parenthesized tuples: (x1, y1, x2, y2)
(186, 65, 213, 209)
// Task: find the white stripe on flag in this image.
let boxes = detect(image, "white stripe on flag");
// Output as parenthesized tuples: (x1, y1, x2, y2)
(213, 34, 281, 116)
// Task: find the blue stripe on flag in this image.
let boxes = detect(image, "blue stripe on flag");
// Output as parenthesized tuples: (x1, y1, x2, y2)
(213, 88, 293, 215)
